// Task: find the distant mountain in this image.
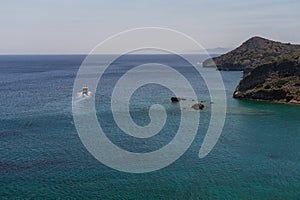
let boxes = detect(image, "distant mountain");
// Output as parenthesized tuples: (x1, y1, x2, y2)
(206, 47, 232, 54)
(203, 36, 300, 71)
(188, 47, 231, 55)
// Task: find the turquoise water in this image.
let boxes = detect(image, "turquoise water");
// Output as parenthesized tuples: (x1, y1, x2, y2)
(1, 55, 300, 199)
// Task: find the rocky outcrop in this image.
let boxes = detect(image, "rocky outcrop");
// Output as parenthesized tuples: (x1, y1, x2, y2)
(203, 36, 300, 71)
(233, 51, 300, 104)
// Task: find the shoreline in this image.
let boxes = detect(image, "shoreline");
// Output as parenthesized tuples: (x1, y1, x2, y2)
(234, 97, 300, 106)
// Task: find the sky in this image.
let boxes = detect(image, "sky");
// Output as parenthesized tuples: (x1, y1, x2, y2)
(0, 0, 299, 54)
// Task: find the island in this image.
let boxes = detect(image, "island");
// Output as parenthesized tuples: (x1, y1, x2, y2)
(203, 36, 300, 104)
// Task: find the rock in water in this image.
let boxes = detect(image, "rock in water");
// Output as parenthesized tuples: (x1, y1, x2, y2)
(192, 103, 204, 110)
(171, 97, 186, 103)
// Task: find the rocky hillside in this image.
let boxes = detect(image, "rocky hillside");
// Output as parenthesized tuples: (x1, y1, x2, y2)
(233, 51, 300, 104)
(203, 36, 300, 71)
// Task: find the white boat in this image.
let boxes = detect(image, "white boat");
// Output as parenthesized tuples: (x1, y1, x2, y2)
(82, 85, 89, 96)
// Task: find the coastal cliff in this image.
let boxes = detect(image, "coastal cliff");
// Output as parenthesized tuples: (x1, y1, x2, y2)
(233, 51, 300, 104)
(203, 36, 300, 71)
(203, 36, 300, 104)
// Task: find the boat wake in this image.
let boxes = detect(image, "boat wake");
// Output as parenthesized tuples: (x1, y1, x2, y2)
(73, 91, 93, 104)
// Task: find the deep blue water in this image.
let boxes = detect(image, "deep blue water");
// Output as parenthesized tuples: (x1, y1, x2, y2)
(1, 55, 300, 199)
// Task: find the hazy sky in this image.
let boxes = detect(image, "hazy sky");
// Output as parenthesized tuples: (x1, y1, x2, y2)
(0, 0, 299, 54)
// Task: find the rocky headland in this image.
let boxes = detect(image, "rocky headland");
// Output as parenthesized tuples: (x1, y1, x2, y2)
(233, 51, 300, 104)
(203, 36, 300, 105)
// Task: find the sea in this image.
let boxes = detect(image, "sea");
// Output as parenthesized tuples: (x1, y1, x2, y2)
(1, 55, 300, 199)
